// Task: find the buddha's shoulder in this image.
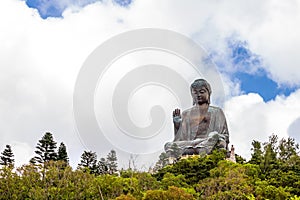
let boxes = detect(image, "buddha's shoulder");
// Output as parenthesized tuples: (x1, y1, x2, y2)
(208, 106, 225, 116)
(181, 106, 224, 115)
(181, 107, 193, 115)
(208, 106, 222, 111)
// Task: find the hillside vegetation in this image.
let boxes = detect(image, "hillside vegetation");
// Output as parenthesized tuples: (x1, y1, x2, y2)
(1, 134, 300, 199)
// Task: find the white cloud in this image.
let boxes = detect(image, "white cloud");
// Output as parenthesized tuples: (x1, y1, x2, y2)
(288, 116, 300, 143)
(211, 0, 300, 86)
(1, 0, 300, 168)
(225, 89, 300, 160)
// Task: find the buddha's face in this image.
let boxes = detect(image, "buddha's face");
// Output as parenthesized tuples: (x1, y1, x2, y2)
(191, 86, 209, 105)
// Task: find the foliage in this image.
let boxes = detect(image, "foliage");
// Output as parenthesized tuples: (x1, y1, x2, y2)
(155, 149, 227, 185)
(249, 140, 263, 165)
(78, 150, 98, 174)
(169, 143, 181, 159)
(57, 142, 69, 164)
(160, 172, 189, 190)
(153, 152, 169, 171)
(235, 153, 246, 164)
(143, 186, 194, 200)
(32, 132, 57, 164)
(196, 161, 255, 199)
(107, 150, 118, 175)
(116, 193, 137, 200)
(0, 144, 15, 166)
(97, 157, 109, 175)
(247, 134, 300, 196)
(1, 133, 300, 199)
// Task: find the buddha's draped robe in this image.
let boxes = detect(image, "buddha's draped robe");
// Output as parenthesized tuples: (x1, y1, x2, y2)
(165, 106, 229, 156)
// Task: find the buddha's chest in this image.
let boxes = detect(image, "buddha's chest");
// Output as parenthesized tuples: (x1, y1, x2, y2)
(189, 113, 211, 136)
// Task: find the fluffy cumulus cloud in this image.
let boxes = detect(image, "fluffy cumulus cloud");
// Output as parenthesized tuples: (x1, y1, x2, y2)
(225, 89, 300, 159)
(212, 0, 300, 86)
(1, 0, 300, 167)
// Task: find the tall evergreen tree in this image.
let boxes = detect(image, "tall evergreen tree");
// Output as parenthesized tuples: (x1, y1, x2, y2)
(97, 157, 109, 175)
(0, 144, 15, 166)
(249, 140, 263, 165)
(57, 142, 69, 164)
(33, 132, 57, 164)
(261, 134, 279, 175)
(78, 150, 98, 174)
(29, 157, 36, 165)
(106, 150, 118, 175)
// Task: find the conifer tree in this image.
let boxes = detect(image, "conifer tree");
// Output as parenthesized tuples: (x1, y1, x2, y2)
(29, 157, 36, 165)
(249, 140, 263, 165)
(106, 149, 118, 175)
(78, 150, 98, 174)
(57, 142, 69, 164)
(33, 132, 57, 164)
(97, 157, 109, 175)
(0, 144, 15, 166)
(261, 134, 278, 174)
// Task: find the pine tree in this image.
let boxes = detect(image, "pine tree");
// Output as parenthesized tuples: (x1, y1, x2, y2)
(0, 144, 15, 166)
(97, 157, 108, 175)
(106, 150, 118, 175)
(57, 142, 69, 164)
(33, 132, 57, 164)
(78, 150, 98, 174)
(29, 157, 36, 165)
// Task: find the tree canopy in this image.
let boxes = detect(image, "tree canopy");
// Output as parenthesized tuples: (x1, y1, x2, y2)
(0, 144, 14, 166)
(1, 132, 300, 199)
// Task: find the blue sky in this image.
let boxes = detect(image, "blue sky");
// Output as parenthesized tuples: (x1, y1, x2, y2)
(25, 0, 132, 19)
(226, 39, 296, 101)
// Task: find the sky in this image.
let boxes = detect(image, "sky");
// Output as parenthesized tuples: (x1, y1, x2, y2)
(1, 0, 300, 169)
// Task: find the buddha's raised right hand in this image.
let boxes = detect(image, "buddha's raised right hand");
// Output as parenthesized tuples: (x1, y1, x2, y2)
(173, 108, 181, 131)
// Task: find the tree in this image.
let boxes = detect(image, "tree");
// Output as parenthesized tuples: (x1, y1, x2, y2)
(235, 154, 246, 164)
(97, 157, 108, 175)
(143, 186, 194, 200)
(57, 142, 69, 164)
(154, 152, 169, 171)
(32, 132, 57, 164)
(249, 140, 263, 165)
(196, 161, 255, 199)
(278, 137, 299, 162)
(160, 172, 189, 190)
(261, 134, 279, 175)
(78, 150, 97, 174)
(0, 144, 15, 166)
(29, 157, 36, 165)
(169, 143, 181, 159)
(107, 150, 118, 175)
(155, 149, 227, 185)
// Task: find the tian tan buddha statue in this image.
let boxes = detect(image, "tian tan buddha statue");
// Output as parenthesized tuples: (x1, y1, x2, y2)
(164, 79, 229, 157)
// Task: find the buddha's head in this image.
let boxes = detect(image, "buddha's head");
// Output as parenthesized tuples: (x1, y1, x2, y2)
(190, 79, 211, 105)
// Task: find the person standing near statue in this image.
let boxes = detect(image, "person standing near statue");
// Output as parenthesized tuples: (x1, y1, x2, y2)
(165, 79, 229, 157)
